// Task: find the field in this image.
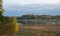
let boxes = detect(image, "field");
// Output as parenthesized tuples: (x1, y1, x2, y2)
(1, 25, 60, 36)
(20, 25, 60, 32)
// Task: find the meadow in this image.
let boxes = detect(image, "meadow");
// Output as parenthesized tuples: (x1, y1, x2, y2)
(1, 25, 60, 36)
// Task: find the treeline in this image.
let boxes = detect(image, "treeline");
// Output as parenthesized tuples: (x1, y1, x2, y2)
(5, 14, 60, 25)
(15, 14, 60, 25)
(16, 14, 60, 20)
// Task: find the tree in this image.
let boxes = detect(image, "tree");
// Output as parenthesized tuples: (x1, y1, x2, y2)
(0, 0, 4, 34)
(0, 16, 18, 36)
(5, 16, 12, 23)
(0, 0, 19, 35)
(11, 16, 19, 33)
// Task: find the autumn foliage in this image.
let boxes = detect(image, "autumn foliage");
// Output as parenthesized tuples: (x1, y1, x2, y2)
(0, 0, 19, 35)
(12, 16, 19, 32)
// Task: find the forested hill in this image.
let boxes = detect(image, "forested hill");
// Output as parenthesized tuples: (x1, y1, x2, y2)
(16, 14, 60, 20)
(5, 14, 60, 25)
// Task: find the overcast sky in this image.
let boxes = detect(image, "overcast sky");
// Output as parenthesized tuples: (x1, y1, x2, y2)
(3, 0, 60, 5)
(3, 0, 60, 16)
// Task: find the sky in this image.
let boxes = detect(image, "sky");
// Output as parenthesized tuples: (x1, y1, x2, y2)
(3, 0, 60, 16)
(3, 0, 60, 5)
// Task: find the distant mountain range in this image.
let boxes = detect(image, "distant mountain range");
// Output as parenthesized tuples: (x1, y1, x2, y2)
(3, 4, 60, 16)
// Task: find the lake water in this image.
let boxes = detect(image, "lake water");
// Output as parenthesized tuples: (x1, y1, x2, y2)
(18, 19, 60, 24)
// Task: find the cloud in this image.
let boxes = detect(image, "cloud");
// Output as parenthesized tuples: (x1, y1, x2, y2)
(3, 4, 59, 16)
(3, 0, 60, 5)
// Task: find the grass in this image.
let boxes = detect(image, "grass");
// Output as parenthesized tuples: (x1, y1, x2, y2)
(0, 25, 60, 36)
